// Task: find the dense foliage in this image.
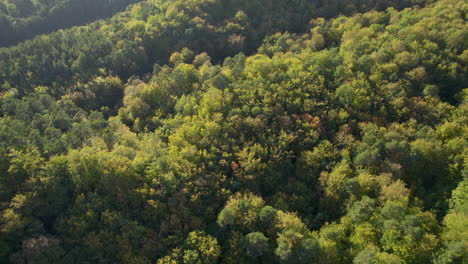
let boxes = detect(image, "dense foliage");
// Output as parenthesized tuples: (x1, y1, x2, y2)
(0, 0, 142, 47)
(0, 0, 466, 263)
(0, 0, 433, 95)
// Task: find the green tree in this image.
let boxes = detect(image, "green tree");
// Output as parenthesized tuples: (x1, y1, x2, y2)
(244, 232, 270, 257)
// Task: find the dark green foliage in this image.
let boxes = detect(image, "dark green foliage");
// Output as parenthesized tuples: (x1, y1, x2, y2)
(0, 0, 143, 47)
(434, 241, 467, 264)
(243, 232, 269, 257)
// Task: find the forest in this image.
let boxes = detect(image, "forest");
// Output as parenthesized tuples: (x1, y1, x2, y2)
(0, 0, 143, 46)
(0, 0, 466, 263)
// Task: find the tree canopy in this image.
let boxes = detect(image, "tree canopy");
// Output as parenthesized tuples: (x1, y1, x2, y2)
(0, 0, 466, 263)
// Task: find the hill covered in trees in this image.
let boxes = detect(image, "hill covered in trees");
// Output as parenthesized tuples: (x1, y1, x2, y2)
(0, 0, 467, 263)
(0, 0, 143, 47)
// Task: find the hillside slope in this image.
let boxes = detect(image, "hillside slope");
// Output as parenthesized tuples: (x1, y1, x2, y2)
(0, 0, 143, 47)
(0, 0, 466, 263)
(0, 0, 431, 96)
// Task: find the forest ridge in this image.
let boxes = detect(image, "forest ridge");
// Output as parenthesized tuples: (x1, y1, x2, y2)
(0, 0, 467, 263)
(0, 0, 143, 47)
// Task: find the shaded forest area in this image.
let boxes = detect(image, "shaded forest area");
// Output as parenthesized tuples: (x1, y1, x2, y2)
(0, 0, 143, 46)
(0, 0, 466, 263)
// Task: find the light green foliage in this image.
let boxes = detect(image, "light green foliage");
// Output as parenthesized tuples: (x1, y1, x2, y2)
(434, 178, 468, 263)
(354, 246, 403, 264)
(273, 211, 320, 263)
(319, 160, 356, 213)
(183, 231, 221, 264)
(217, 192, 265, 230)
(157, 231, 221, 264)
